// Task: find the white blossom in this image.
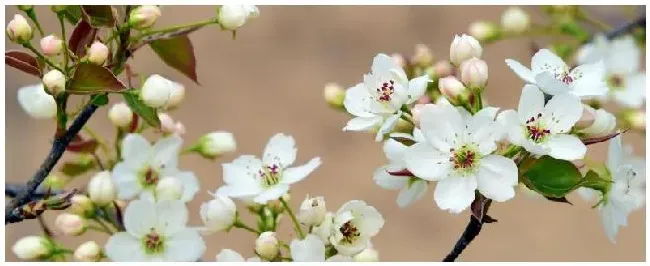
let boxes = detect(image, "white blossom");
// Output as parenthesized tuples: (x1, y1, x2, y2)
(17, 84, 56, 119)
(290, 234, 326, 262)
(255, 232, 279, 260)
(74, 241, 102, 262)
(218, 5, 259, 30)
(215, 249, 260, 262)
(199, 193, 237, 233)
(12, 236, 51, 260)
(297, 195, 327, 226)
(330, 200, 384, 256)
(216, 133, 321, 204)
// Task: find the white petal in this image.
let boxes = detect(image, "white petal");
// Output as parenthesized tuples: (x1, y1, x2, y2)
(164, 228, 206, 262)
(373, 165, 408, 190)
(406, 74, 430, 103)
(468, 108, 499, 155)
(476, 155, 518, 202)
(121, 134, 152, 166)
(606, 135, 624, 172)
(216, 249, 245, 262)
(17, 84, 57, 119)
(612, 73, 646, 108)
(156, 200, 188, 236)
(223, 156, 261, 185)
(607, 36, 640, 74)
(433, 177, 477, 214)
(263, 133, 296, 167)
(505, 59, 536, 83)
(396, 179, 428, 208)
(215, 182, 262, 198)
(531, 49, 567, 75)
(174, 171, 200, 202)
(543, 93, 583, 133)
(290, 234, 326, 262)
(570, 60, 608, 97)
(282, 157, 321, 184)
(535, 71, 571, 96)
(358, 206, 384, 237)
(112, 163, 143, 200)
(343, 83, 375, 117)
(253, 184, 289, 204)
(420, 104, 463, 151)
(576, 187, 598, 202)
(372, 53, 405, 79)
(383, 138, 408, 163)
(496, 109, 525, 145)
(343, 116, 383, 131)
(105, 232, 147, 261)
(326, 254, 354, 262)
(151, 135, 182, 170)
(375, 113, 401, 142)
(517, 84, 545, 123)
(124, 200, 157, 237)
(403, 142, 451, 181)
(545, 134, 586, 160)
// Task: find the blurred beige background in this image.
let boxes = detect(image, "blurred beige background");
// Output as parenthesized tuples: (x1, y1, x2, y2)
(4, 5, 646, 262)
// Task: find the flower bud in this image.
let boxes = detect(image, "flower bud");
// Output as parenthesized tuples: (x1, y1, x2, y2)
(167, 82, 185, 109)
(218, 5, 258, 30)
(87, 41, 109, 65)
(41, 174, 68, 190)
(69, 194, 95, 217)
(155, 178, 184, 201)
(438, 76, 468, 105)
(200, 194, 237, 232)
(74, 241, 102, 262)
(297, 195, 327, 226)
(433, 60, 454, 78)
(55, 213, 87, 236)
(87, 171, 116, 206)
(17, 84, 57, 119)
(108, 102, 133, 128)
(324, 82, 345, 109)
(40, 35, 64, 56)
(412, 44, 434, 66)
(244, 5, 260, 19)
(449, 34, 482, 66)
(141, 74, 176, 108)
(577, 107, 616, 138)
(353, 248, 379, 262)
(6, 14, 32, 43)
(42, 69, 66, 95)
(193, 131, 237, 159)
(128, 5, 161, 29)
(255, 231, 279, 260)
(459, 57, 489, 88)
(574, 104, 597, 129)
(469, 21, 498, 42)
(12, 236, 52, 260)
(501, 7, 530, 33)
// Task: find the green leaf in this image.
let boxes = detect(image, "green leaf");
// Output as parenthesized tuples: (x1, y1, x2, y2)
(81, 5, 116, 27)
(68, 63, 127, 94)
(60, 155, 96, 177)
(61, 6, 83, 25)
(122, 91, 161, 128)
(90, 94, 109, 106)
(522, 155, 583, 198)
(149, 36, 198, 83)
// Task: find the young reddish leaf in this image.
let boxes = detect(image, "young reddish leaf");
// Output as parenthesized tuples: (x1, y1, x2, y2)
(81, 5, 116, 27)
(66, 135, 99, 154)
(68, 63, 127, 94)
(5, 50, 42, 77)
(149, 36, 198, 83)
(69, 20, 97, 57)
(123, 92, 161, 128)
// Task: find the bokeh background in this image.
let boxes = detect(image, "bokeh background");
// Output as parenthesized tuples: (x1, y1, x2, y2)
(4, 5, 646, 261)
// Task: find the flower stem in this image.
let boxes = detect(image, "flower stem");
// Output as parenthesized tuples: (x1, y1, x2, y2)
(233, 219, 261, 235)
(280, 198, 305, 239)
(23, 9, 45, 37)
(57, 14, 70, 74)
(22, 42, 63, 72)
(136, 18, 218, 38)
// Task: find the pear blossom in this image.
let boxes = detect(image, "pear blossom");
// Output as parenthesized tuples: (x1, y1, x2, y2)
(297, 195, 327, 226)
(216, 133, 321, 204)
(505, 49, 608, 97)
(105, 200, 205, 261)
(374, 129, 428, 208)
(199, 193, 237, 233)
(343, 53, 430, 141)
(497, 85, 586, 160)
(215, 249, 260, 262)
(404, 104, 518, 213)
(575, 105, 617, 138)
(313, 212, 334, 244)
(576, 34, 645, 108)
(289, 234, 353, 262)
(218, 5, 259, 30)
(330, 200, 384, 256)
(12, 236, 52, 260)
(17, 84, 56, 119)
(73, 241, 102, 262)
(112, 134, 199, 202)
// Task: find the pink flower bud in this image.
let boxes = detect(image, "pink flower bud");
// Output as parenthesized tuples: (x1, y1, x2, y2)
(55, 213, 87, 236)
(433, 60, 454, 78)
(459, 57, 488, 88)
(40, 35, 63, 56)
(449, 34, 482, 66)
(128, 5, 161, 29)
(6, 14, 32, 43)
(87, 41, 109, 65)
(438, 76, 467, 105)
(412, 44, 433, 66)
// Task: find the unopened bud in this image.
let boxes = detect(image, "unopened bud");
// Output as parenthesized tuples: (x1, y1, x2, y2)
(433, 60, 454, 78)
(255, 232, 279, 260)
(449, 34, 482, 66)
(218, 5, 257, 30)
(297, 195, 327, 226)
(167, 82, 185, 109)
(6, 14, 32, 43)
(141, 74, 175, 108)
(155, 178, 184, 201)
(74, 241, 102, 262)
(412, 44, 434, 66)
(438, 76, 468, 105)
(390, 53, 406, 68)
(40, 35, 64, 56)
(577, 107, 616, 138)
(324, 83, 345, 109)
(87, 171, 116, 206)
(469, 21, 499, 42)
(200, 194, 237, 233)
(501, 7, 530, 33)
(42, 174, 68, 190)
(353, 248, 379, 262)
(575, 104, 597, 129)
(459, 57, 489, 88)
(192, 131, 237, 159)
(87, 41, 109, 65)
(69, 194, 95, 217)
(12, 236, 52, 260)
(42, 69, 66, 95)
(108, 102, 133, 128)
(55, 213, 87, 236)
(128, 5, 161, 29)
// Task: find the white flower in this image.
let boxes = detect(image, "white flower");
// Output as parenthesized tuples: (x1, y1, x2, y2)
(330, 200, 384, 256)
(353, 247, 379, 262)
(17, 84, 56, 119)
(449, 34, 483, 66)
(501, 7, 530, 33)
(297, 195, 327, 226)
(141, 74, 181, 108)
(218, 5, 259, 30)
(497, 84, 586, 160)
(154, 177, 184, 201)
(598, 136, 645, 243)
(108, 102, 133, 128)
(577, 34, 645, 108)
(505, 49, 608, 98)
(575, 105, 616, 138)
(255, 232, 279, 260)
(374, 129, 428, 208)
(12, 236, 51, 260)
(290, 234, 326, 262)
(216, 133, 321, 204)
(215, 249, 260, 262)
(105, 200, 205, 261)
(74, 241, 102, 262)
(343, 53, 430, 141)
(313, 212, 334, 244)
(112, 134, 199, 202)
(199, 194, 237, 233)
(404, 104, 518, 213)
(87, 171, 117, 206)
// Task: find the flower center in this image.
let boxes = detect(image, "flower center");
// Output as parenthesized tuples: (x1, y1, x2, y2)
(525, 113, 551, 143)
(339, 221, 360, 244)
(607, 74, 625, 90)
(449, 144, 480, 174)
(556, 72, 574, 84)
(140, 167, 160, 187)
(259, 164, 282, 188)
(376, 80, 395, 102)
(142, 229, 165, 255)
